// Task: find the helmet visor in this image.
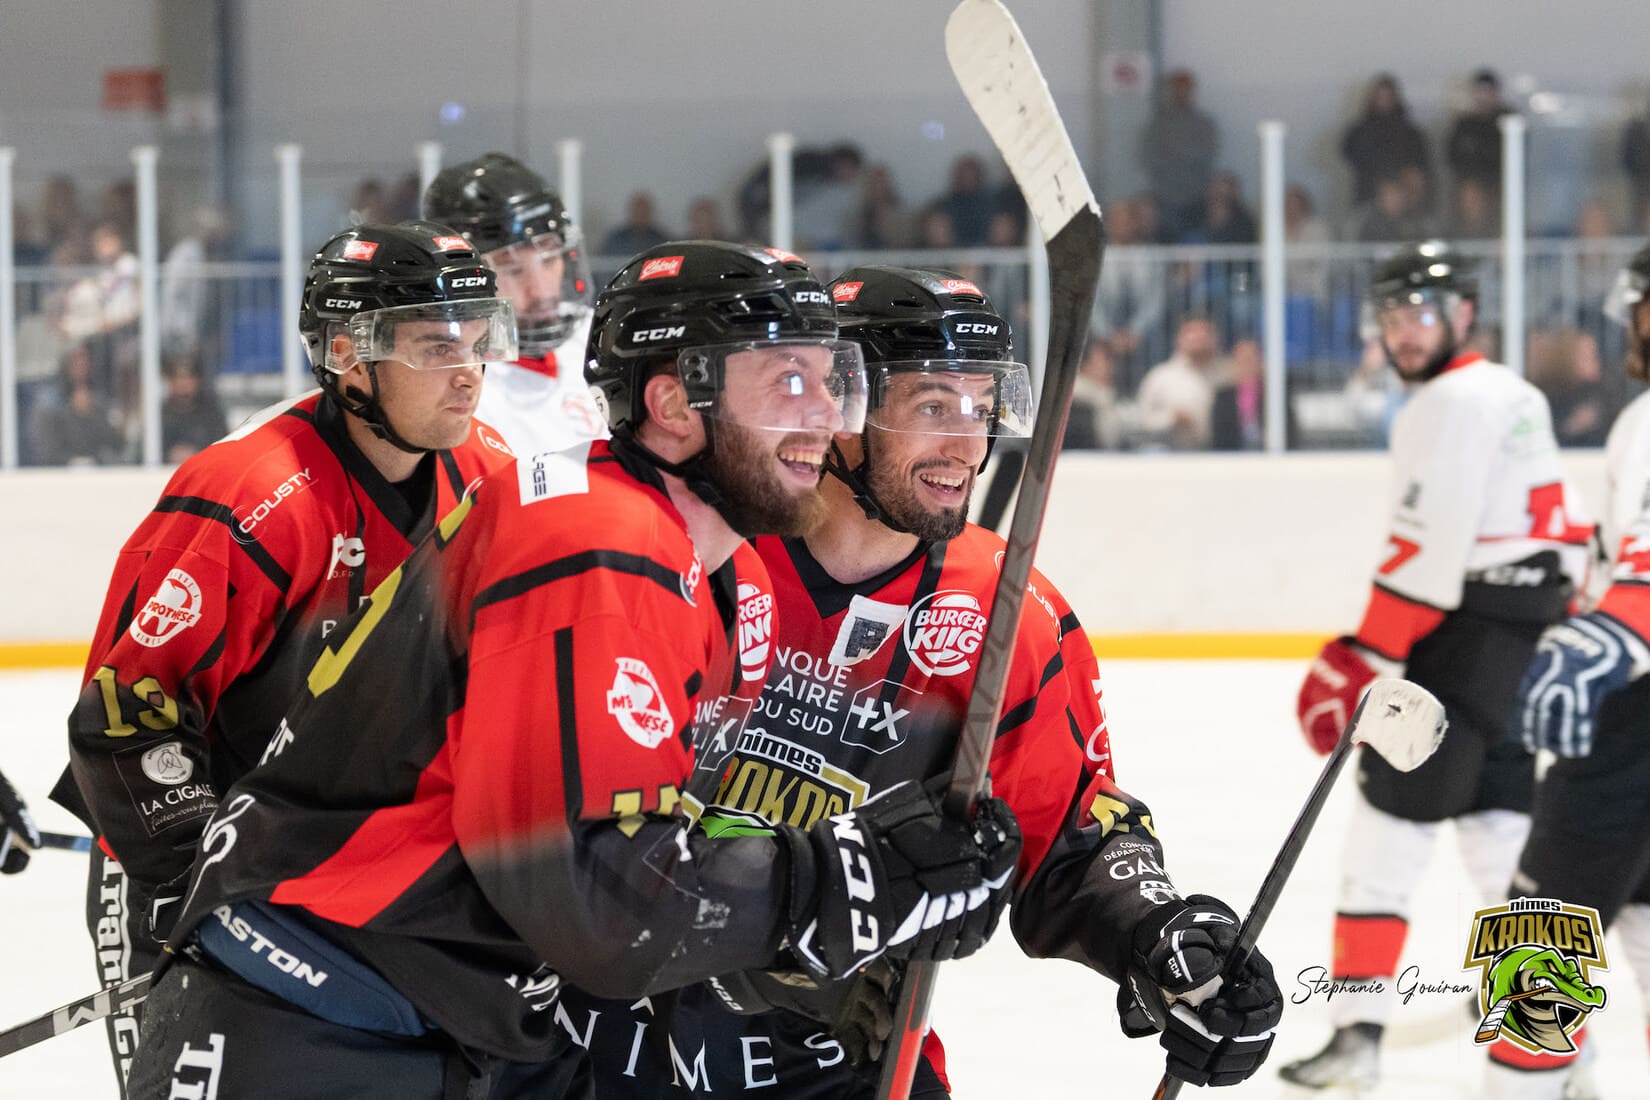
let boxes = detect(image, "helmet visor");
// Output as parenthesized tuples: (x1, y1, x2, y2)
(1360, 288, 1459, 342)
(679, 340, 867, 434)
(867, 361, 1035, 438)
(483, 229, 594, 352)
(1605, 266, 1650, 327)
(346, 298, 518, 372)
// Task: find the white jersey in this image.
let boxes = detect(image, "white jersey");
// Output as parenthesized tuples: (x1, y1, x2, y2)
(475, 315, 608, 459)
(1594, 390, 1650, 640)
(1376, 355, 1591, 618)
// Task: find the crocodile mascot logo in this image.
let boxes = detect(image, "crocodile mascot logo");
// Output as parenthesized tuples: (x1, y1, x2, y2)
(1462, 898, 1608, 1055)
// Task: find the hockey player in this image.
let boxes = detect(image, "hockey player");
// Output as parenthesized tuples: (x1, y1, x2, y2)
(0, 767, 41, 876)
(1283, 240, 1592, 1090)
(124, 242, 1021, 1099)
(1495, 242, 1650, 1098)
(421, 152, 608, 456)
(553, 266, 1284, 1097)
(62, 221, 519, 1094)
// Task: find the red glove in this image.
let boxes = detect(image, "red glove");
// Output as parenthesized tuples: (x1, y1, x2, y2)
(1296, 637, 1397, 755)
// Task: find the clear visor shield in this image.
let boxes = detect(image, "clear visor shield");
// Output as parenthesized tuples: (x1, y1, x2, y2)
(344, 298, 519, 372)
(866, 361, 1035, 438)
(483, 230, 594, 350)
(1360, 289, 1459, 342)
(681, 340, 868, 435)
(1604, 267, 1650, 328)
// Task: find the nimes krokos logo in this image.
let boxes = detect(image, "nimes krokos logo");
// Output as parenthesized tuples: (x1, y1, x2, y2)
(1462, 897, 1607, 1055)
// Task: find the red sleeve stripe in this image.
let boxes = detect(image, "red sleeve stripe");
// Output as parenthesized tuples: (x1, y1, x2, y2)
(1598, 584, 1650, 641)
(1356, 584, 1446, 662)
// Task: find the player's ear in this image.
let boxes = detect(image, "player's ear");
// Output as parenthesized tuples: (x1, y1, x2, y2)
(642, 371, 696, 441)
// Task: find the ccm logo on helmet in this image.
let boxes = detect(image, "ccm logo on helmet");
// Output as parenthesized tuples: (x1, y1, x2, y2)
(450, 276, 489, 288)
(632, 325, 687, 344)
(794, 290, 830, 305)
(323, 298, 363, 310)
(954, 323, 1000, 335)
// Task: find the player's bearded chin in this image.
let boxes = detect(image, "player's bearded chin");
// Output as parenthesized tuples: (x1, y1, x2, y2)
(702, 422, 828, 537)
(868, 445, 972, 542)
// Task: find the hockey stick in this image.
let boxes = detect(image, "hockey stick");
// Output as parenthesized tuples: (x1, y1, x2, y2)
(0, 972, 151, 1058)
(1150, 679, 1446, 1099)
(1473, 987, 1553, 1044)
(875, 3, 1103, 1097)
(32, 830, 94, 853)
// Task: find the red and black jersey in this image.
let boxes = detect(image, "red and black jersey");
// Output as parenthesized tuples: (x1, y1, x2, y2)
(167, 442, 794, 1061)
(556, 526, 1174, 1097)
(66, 392, 513, 891)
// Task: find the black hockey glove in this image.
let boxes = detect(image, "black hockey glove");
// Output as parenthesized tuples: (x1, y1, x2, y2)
(0, 768, 41, 875)
(784, 780, 1021, 980)
(1121, 894, 1283, 1087)
(707, 959, 899, 1066)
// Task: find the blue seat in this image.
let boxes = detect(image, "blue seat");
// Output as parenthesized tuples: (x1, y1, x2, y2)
(223, 305, 284, 374)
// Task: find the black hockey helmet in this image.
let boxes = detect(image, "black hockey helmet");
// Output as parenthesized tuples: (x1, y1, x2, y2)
(421, 153, 591, 355)
(585, 240, 864, 435)
(300, 221, 517, 450)
(825, 266, 1033, 533)
(1364, 239, 1478, 381)
(1607, 241, 1650, 381)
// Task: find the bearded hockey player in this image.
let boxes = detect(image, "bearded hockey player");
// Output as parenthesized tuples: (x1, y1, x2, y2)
(1284, 241, 1592, 1090)
(553, 266, 1284, 1097)
(422, 153, 607, 456)
(61, 221, 517, 1094)
(1495, 241, 1650, 1099)
(123, 243, 1020, 1099)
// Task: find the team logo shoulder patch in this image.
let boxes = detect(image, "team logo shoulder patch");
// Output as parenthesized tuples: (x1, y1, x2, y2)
(140, 741, 194, 785)
(901, 590, 987, 677)
(606, 657, 675, 749)
(1462, 896, 1608, 1056)
(129, 568, 204, 648)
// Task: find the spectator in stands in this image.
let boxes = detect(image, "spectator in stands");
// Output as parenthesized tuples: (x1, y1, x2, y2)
(1527, 328, 1608, 447)
(99, 180, 137, 246)
(160, 206, 230, 367)
(1340, 74, 1431, 208)
(27, 343, 125, 466)
(11, 204, 47, 267)
(685, 196, 727, 241)
(1285, 184, 1332, 298)
(917, 204, 957, 249)
(981, 207, 1029, 328)
(852, 164, 906, 249)
(939, 154, 994, 245)
(39, 174, 84, 252)
(160, 355, 229, 464)
(600, 190, 670, 257)
(1446, 69, 1508, 212)
(1136, 315, 1224, 451)
(1622, 93, 1650, 231)
(1447, 178, 1499, 239)
(795, 142, 864, 250)
(1196, 171, 1257, 244)
(1131, 191, 1167, 244)
(387, 172, 422, 222)
(1091, 196, 1167, 390)
(1211, 337, 1267, 451)
(1141, 68, 1219, 241)
(1065, 338, 1127, 451)
(1349, 171, 1433, 242)
(350, 179, 391, 226)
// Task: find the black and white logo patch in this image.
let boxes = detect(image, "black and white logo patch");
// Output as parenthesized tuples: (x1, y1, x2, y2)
(140, 741, 193, 785)
(828, 594, 906, 666)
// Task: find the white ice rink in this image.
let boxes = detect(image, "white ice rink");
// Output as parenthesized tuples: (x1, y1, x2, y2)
(2, 661, 1646, 1098)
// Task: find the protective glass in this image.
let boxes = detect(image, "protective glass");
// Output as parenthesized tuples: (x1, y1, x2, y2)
(1359, 289, 1459, 342)
(483, 229, 594, 350)
(867, 361, 1034, 438)
(680, 340, 867, 434)
(344, 298, 518, 373)
(1604, 267, 1650, 328)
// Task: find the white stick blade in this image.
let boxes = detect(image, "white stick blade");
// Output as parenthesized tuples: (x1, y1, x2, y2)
(945, 0, 1097, 242)
(1353, 679, 1447, 772)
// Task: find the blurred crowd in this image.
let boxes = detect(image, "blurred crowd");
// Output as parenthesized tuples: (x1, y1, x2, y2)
(9, 66, 1650, 465)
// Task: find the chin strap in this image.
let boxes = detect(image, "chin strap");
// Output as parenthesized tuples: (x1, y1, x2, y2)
(824, 437, 915, 535)
(610, 424, 745, 529)
(332, 362, 432, 456)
